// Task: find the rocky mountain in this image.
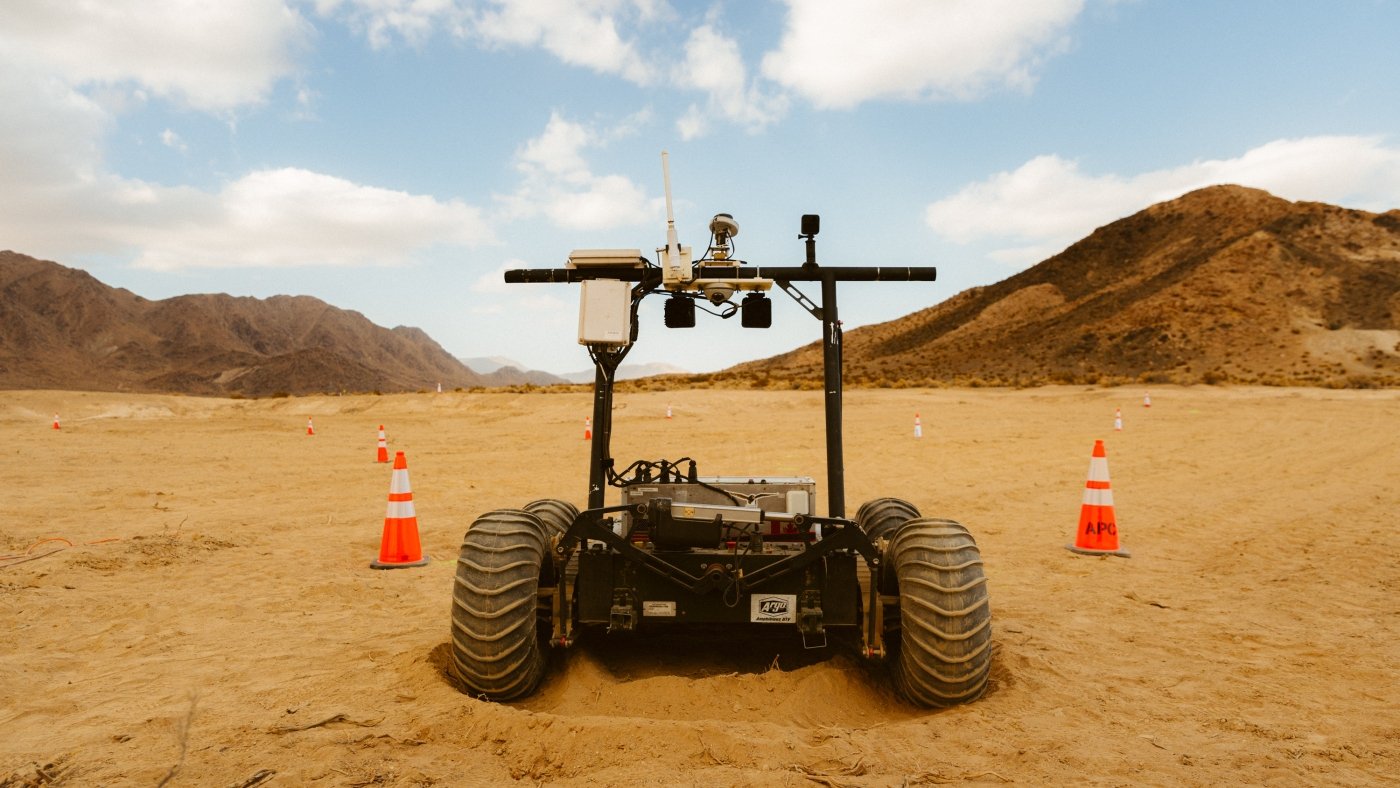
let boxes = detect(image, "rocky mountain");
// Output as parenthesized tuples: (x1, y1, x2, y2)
(561, 361, 690, 384)
(0, 252, 488, 396)
(727, 186, 1400, 387)
(459, 356, 569, 386)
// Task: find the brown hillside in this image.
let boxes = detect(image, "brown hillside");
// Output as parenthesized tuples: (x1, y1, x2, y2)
(730, 186, 1400, 387)
(0, 252, 489, 396)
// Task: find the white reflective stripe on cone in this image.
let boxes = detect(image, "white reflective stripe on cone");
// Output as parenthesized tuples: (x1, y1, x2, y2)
(389, 471, 411, 494)
(386, 501, 417, 519)
(1087, 457, 1110, 481)
(1081, 488, 1115, 507)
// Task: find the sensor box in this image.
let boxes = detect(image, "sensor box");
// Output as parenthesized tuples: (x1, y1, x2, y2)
(578, 279, 631, 346)
(567, 249, 645, 268)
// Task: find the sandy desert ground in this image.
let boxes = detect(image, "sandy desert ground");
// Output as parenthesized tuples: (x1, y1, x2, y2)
(1, 385, 1397, 786)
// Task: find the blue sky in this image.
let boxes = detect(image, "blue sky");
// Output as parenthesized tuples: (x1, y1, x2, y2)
(3, 1, 1399, 375)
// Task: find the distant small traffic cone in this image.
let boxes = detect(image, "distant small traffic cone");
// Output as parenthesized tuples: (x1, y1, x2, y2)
(52, 414, 60, 430)
(1114, 408, 1123, 432)
(1143, 393, 1152, 408)
(914, 413, 923, 439)
(666, 404, 673, 419)
(307, 417, 315, 436)
(371, 451, 429, 569)
(584, 417, 592, 440)
(376, 425, 389, 463)
(436, 382, 442, 394)
(1067, 440, 1129, 557)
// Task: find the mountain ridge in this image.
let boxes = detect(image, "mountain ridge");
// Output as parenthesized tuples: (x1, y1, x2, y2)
(726, 186, 1400, 387)
(0, 251, 485, 396)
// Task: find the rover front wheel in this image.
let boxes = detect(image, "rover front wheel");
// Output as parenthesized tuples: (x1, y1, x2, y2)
(449, 509, 550, 700)
(886, 517, 992, 708)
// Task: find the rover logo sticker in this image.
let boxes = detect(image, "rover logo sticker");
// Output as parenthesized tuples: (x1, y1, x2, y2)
(750, 594, 797, 623)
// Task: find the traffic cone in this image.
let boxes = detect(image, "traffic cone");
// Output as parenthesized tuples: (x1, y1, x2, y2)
(584, 417, 592, 440)
(371, 451, 429, 569)
(666, 404, 673, 419)
(1143, 393, 1152, 408)
(1114, 408, 1123, 432)
(914, 413, 922, 439)
(375, 425, 389, 463)
(52, 414, 60, 430)
(1067, 440, 1129, 557)
(306, 418, 315, 436)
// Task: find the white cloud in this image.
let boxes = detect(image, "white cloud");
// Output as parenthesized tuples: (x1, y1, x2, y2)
(0, 0, 307, 111)
(312, 0, 467, 48)
(762, 0, 1083, 109)
(317, 0, 656, 83)
(498, 112, 655, 230)
(128, 168, 494, 270)
(925, 136, 1400, 265)
(0, 65, 108, 189)
(672, 23, 788, 138)
(471, 261, 519, 293)
(0, 5, 493, 272)
(470, 0, 655, 84)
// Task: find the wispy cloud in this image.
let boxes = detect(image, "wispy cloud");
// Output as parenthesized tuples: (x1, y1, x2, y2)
(496, 112, 656, 230)
(925, 136, 1400, 266)
(673, 22, 788, 139)
(316, 0, 657, 83)
(159, 128, 188, 153)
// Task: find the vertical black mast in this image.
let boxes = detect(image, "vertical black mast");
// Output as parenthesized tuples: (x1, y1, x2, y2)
(820, 269, 845, 520)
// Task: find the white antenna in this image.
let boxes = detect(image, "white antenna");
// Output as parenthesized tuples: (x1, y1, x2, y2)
(660, 150, 689, 285)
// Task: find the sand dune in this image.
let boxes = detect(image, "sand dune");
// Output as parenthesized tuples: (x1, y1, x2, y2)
(2, 386, 1396, 785)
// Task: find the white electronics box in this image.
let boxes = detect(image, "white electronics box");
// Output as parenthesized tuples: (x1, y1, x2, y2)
(578, 279, 632, 346)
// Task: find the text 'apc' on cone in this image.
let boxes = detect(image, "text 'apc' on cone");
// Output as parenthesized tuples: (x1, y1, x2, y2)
(1067, 439, 1130, 557)
(371, 451, 429, 569)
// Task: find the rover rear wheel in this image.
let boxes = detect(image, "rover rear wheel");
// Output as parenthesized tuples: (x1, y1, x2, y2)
(523, 498, 578, 538)
(856, 497, 922, 595)
(856, 497, 921, 543)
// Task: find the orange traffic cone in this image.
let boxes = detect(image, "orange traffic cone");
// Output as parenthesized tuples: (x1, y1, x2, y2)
(1143, 393, 1152, 408)
(306, 418, 315, 436)
(1114, 408, 1123, 431)
(666, 404, 673, 419)
(371, 451, 429, 569)
(375, 425, 389, 463)
(914, 412, 922, 439)
(584, 417, 592, 440)
(1067, 440, 1130, 557)
(52, 414, 60, 430)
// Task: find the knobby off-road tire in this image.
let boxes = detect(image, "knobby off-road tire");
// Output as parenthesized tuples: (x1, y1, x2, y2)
(856, 497, 921, 543)
(856, 497, 922, 596)
(523, 498, 578, 538)
(886, 518, 992, 708)
(449, 509, 550, 701)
